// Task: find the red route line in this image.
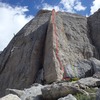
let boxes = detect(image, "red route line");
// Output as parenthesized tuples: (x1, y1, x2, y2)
(51, 9, 64, 73)
(51, 9, 70, 81)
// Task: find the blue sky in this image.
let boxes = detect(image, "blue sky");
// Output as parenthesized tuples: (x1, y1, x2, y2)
(0, 0, 100, 51)
(0, 0, 94, 16)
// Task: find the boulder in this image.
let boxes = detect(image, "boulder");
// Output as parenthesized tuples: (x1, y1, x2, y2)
(58, 94, 77, 100)
(64, 59, 93, 79)
(93, 72, 100, 79)
(6, 84, 43, 100)
(41, 82, 88, 100)
(6, 89, 24, 97)
(88, 58, 100, 79)
(77, 77, 100, 87)
(0, 94, 21, 100)
(89, 57, 100, 73)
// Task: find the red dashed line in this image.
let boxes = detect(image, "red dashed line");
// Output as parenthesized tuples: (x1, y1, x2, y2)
(52, 9, 64, 74)
(51, 9, 70, 81)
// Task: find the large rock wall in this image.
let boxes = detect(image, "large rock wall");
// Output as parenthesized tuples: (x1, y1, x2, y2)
(43, 10, 98, 83)
(0, 9, 100, 96)
(0, 11, 51, 96)
(58, 12, 98, 63)
(88, 9, 100, 58)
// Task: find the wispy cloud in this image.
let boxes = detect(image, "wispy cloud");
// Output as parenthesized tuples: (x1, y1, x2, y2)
(74, 2, 86, 11)
(41, 3, 63, 11)
(39, 0, 86, 13)
(60, 0, 86, 12)
(90, 0, 100, 14)
(0, 2, 33, 51)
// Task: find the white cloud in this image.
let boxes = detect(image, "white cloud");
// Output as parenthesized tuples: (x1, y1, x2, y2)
(60, 0, 86, 12)
(41, 3, 62, 11)
(0, 2, 33, 51)
(74, 2, 86, 11)
(86, 14, 89, 17)
(90, 0, 100, 14)
(41, 0, 86, 13)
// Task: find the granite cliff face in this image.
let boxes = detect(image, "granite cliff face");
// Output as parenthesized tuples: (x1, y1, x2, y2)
(0, 9, 100, 97)
(88, 9, 100, 57)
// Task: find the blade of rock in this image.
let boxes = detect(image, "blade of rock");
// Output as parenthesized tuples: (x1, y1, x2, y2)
(43, 10, 67, 83)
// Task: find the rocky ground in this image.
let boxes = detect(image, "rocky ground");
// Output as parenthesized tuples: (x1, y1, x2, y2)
(1, 76, 100, 100)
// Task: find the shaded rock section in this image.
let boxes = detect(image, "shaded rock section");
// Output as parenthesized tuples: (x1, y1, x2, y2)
(0, 11, 51, 96)
(88, 9, 100, 58)
(64, 59, 93, 78)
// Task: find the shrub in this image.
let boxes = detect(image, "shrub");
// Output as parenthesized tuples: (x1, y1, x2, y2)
(74, 93, 96, 100)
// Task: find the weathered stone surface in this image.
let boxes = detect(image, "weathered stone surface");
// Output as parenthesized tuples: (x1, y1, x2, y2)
(58, 94, 77, 100)
(59, 12, 98, 62)
(0, 11, 51, 96)
(0, 94, 21, 100)
(44, 10, 97, 83)
(88, 9, 100, 58)
(41, 82, 87, 100)
(96, 88, 100, 100)
(6, 84, 43, 100)
(89, 58, 100, 79)
(64, 59, 93, 79)
(43, 10, 66, 83)
(77, 77, 100, 87)
(89, 57, 100, 73)
(93, 72, 100, 79)
(6, 89, 25, 97)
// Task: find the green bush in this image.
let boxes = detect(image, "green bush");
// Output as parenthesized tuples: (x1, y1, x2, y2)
(71, 77, 79, 81)
(74, 93, 96, 100)
(85, 87, 97, 93)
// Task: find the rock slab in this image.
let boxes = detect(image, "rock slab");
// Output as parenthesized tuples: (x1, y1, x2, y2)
(58, 94, 77, 100)
(6, 84, 43, 100)
(0, 94, 21, 100)
(78, 77, 100, 87)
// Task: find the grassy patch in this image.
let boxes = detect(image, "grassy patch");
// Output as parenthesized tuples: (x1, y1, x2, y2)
(74, 93, 96, 100)
(85, 87, 97, 93)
